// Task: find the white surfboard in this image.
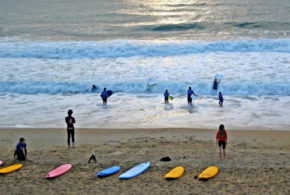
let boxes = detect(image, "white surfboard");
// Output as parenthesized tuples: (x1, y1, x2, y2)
(215, 74, 223, 79)
(119, 162, 150, 179)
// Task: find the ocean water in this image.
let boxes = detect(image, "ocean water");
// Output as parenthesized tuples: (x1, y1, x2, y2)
(0, 0, 289, 129)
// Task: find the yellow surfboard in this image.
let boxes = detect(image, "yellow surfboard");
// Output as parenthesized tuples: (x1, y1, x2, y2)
(198, 166, 219, 180)
(164, 166, 184, 179)
(0, 164, 23, 174)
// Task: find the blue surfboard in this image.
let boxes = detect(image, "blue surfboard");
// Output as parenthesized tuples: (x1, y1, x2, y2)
(215, 74, 223, 79)
(119, 162, 150, 179)
(107, 90, 113, 97)
(97, 166, 121, 177)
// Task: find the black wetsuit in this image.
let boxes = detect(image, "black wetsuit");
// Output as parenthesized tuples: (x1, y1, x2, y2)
(65, 116, 75, 146)
(187, 89, 194, 104)
(101, 91, 108, 104)
(213, 79, 219, 90)
(219, 93, 224, 106)
(164, 91, 169, 103)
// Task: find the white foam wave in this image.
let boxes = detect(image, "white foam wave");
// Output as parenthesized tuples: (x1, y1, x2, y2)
(0, 39, 289, 59)
(1, 81, 289, 96)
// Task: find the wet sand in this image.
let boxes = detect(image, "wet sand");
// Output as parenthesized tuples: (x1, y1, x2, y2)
(0, 128, 289, 194)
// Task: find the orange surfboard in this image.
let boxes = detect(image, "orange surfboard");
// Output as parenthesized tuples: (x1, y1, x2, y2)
(0, 164, 23, 174)
(164, 166, 184, 179)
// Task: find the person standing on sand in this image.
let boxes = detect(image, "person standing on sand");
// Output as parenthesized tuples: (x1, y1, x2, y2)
(65, 109, 76, 148)
(187, 86, 198, 106)
(164, 89, 169, 104)
(216, 124, 227, 160)
(14, 137, 27, 161)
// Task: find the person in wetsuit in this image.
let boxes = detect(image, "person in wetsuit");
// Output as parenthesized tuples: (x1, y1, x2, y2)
(213, 78, 221, 91)
(91, 85, 97, 92)
(100, 88, 108, 105)
(164, 89, 169, 104)
(187, 86, 198, 106)
(65, 109, 76, 148)
(14, 137, 27, 161)
(219, 92, 224, 107)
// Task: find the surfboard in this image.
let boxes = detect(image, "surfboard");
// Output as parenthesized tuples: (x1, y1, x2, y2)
(97, 166, 121, 177)
(0, 161, 3, 166)
(169, 96, 174, 100)
(107, 90, 113, 97)
(119, 162, 150, 179)
(46, 164, 72, 179)
(0, 164, 23, 174)
(164, 166, 184, 179)
(198, 166, 219, 180)
(215, 74, 223, 79)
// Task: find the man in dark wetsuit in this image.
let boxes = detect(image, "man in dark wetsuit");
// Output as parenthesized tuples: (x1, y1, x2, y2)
(187, 86, 198, 106)
(14, 137, 27, 161)
(213, 78, 221, 91)
(219, 92, 224, 107)
(91, 85, 97, 92)
(100, 88, 108, 105)
(65, 109, 76, 148)
(164, 89, 169, 104)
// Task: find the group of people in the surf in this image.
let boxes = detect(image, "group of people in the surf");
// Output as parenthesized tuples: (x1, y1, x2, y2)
(168, 77, 223, 107)
(164, 77, 223, 107)
(93, 76, 224, 107)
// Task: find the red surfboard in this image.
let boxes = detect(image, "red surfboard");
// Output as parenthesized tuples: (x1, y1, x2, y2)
(45, 164, 72, 179)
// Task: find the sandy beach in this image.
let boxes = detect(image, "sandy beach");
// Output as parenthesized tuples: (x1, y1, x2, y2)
(0, 128, 289, 194)
(1, 0, 290, 194)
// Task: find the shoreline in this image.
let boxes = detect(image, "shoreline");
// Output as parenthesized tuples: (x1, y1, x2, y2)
(1, 127, 290, 131)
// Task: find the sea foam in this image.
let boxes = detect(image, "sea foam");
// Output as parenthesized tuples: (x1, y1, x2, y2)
(0, 39, 289, 59)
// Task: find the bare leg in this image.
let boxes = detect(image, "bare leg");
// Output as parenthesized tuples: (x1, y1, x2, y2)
(219, 147, 223, 160)
(72, 130, 75, 148)
(223, 149, 226, 160)
(67, 130, 71, 148)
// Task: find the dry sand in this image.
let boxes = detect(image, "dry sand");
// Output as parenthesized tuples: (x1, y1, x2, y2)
(0, 128, 289, 194)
